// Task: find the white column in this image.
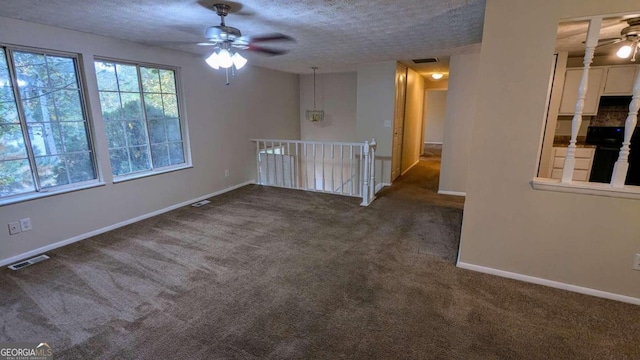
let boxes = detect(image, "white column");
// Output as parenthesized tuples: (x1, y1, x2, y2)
(610, 66, 640, 188)
(562, 17, 602, 183)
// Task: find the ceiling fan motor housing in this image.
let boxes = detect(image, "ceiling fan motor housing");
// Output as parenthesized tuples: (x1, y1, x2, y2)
(205, 25, 242, 41)
(621, 17, 640, 38)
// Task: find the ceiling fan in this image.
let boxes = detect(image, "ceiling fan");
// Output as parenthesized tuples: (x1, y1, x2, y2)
(198, 3, 294, 56)
(197, 3, 294, 84)
(596, 17, 640, 61)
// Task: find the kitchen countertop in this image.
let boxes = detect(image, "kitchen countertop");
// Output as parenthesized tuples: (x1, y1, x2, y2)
(552, 143, 597, 148)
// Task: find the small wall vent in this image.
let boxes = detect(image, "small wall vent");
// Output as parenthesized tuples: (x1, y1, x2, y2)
(412, 58, 439, 64)
(191, 200, 211, 207)
(8, 254, 50, 270)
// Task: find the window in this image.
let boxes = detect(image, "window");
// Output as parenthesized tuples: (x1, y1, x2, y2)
(0, 47, 97, 200)
(94, 60, 186, 178)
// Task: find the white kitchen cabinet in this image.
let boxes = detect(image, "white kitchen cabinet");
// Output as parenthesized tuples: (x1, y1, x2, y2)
(558, 68, 605, 116)
(550, 147, 595, 182)
(603, 66, 639, 95)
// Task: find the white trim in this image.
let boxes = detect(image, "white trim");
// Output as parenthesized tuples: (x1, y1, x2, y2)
(375, 182, 390, 193)
(113, 164, 193, 183)
(0, 181, 254, 268)
(424, 142, 443, 145)
(457, 262, 640, 305)
(531, 177, 640, 200)
(0, 181, 106, 207)
(401, 160, 420, 176)
(438, 190, 466, 197)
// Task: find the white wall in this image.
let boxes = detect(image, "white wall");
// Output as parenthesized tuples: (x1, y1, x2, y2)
(401, 68, 425, 174)
(0, 17, 299, 264)
(355, 61, 397, 184)
(459, 0, 640, 300)
(423, 90, 448, 144)
(439, 53, 480, 195)
(300, 72, 357, 141)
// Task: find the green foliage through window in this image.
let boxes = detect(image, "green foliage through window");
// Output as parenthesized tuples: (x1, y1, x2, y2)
(95, 61, 185, 176)
(0, 47, 96, 198)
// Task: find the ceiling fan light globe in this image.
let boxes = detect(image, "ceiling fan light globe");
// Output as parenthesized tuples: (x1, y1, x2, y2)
(206, 52, 220, 69)
(617, 45, 633, 58)
(218, 49, 233, 68)
(232, 52, 247, 69)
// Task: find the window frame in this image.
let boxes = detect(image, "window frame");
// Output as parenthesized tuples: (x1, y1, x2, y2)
(93, 57, 191, 182)
(0, 44, 102, 206)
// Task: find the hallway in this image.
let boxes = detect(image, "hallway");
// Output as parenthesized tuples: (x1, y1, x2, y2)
(374, 157, 464, 263)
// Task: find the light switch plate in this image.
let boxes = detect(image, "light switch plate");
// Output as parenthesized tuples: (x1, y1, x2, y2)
(20, 218, 32, 232)
(384, 120, 392, 128)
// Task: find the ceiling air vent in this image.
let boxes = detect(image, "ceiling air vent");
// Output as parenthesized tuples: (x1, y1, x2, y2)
(412, 58, 439, 64)
(8, 254, 50, 270)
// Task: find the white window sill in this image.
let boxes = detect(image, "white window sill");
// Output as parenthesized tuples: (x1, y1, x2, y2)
(531, 177, 640, 200)
(0, 181, 106, 207)
(113, 164, 193, 184)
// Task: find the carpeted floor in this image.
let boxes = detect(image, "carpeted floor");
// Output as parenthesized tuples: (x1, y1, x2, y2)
(1, 159, 639, 359)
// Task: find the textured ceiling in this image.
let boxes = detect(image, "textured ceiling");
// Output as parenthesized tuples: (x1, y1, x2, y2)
(556, 13, 640, 58)
(0, 0, 486, 74)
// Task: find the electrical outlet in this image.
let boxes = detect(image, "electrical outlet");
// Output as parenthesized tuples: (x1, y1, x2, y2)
(633, 254, 640, 271)
(8, 222, 21, 235)
(20, 218, 32, 232)
(225, 169, 229, 178)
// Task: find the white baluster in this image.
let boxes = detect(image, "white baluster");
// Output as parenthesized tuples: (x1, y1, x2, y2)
(255, 141, 261, 184)
(295, 142, 299, 189)
(562, 17, 602, 183)
(321, 143, 325, 191)
(304, 143, 309, 190)
(340, 145, 344, 194)
(349, 145, 354, 196)
(611, 67, 640, 188)
(312, 143, 317, 190)
(263, 140, 268, 184)
(331, 144, 335, 193)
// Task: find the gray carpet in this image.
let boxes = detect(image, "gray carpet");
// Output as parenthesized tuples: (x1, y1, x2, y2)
(1, 159, 639, 359)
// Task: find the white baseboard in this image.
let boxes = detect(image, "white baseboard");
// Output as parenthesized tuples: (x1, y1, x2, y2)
(438, 190, 466, 197)
(375, 183, 390, 193)
(401, 160, 420, 176)
(457, 262, 640, 306)
(0, 181, 254, 268)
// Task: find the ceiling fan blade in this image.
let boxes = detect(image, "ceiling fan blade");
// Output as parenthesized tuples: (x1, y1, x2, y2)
(595, 38, 625, 48)
(244, 33, 295, 43)
(197, 42, 219, 46)
(247, 45, 289, 56)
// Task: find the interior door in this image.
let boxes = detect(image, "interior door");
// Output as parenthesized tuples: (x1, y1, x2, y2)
(391, 64, 407, 181)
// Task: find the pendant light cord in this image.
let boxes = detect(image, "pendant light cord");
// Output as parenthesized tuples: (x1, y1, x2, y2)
(312, 66, 318, 109)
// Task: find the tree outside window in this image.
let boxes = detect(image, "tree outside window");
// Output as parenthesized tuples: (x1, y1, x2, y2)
(94, 61, 185, 177)
(0, 48, 96, 198)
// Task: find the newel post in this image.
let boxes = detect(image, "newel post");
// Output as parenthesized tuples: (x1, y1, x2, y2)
(361, 140, 370, 206)
(562, 17, 602, 183)
(611, 66, 640, 188)
(369, 138, 377, 201)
